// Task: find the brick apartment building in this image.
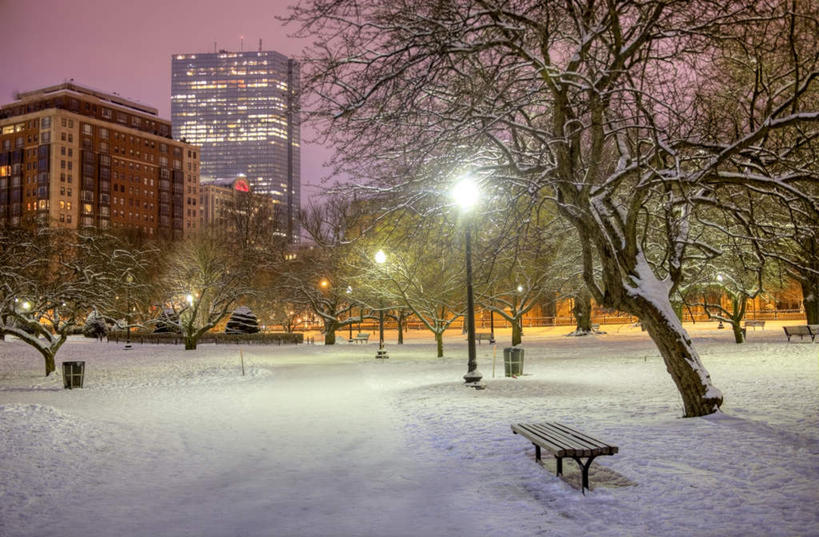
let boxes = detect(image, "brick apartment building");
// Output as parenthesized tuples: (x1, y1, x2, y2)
(0, 82, 200, 238)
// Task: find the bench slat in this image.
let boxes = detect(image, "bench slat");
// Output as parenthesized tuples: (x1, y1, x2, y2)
(528, 424, 600, 456)
(513, 424, 571, 455)
(535, 422, 617, 455)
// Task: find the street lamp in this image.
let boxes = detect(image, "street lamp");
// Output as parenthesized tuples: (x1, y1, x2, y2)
(716, 274, 725, 329)
(453, 175, 483, 387)
(374, 249, 388, 359)
(346, 285, 354, 341)
(124, 271, 134, 349)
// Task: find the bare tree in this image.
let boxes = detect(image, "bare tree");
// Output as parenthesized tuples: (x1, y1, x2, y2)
(0, 229, 149, 375)
(279, 199, 360, 344)
(157, 237, 251, 349)
(476, 209, 578, 344)
(680, 237, 768, 344)
(289, 0, 819, 417)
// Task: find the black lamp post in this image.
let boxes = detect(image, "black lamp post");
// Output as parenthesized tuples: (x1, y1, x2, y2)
(453, 176, 482, 387)
(489, 306, 495, 344)
(346, 286, 354, 341)
(124, 271, 134, 350)
(716, 274, 725, 329)
(375, 249, 388, 359)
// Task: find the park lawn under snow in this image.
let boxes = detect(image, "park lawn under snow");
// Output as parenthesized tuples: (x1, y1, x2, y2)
(1, 323, 817, 537)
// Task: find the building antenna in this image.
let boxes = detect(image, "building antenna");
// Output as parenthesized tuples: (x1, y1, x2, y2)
(240, 35, 244, 51)
(259, 38, 262, 52)
(214, 41, 217, 53)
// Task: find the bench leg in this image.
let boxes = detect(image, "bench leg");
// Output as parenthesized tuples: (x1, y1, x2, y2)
(534, 444, 541, 462)
(571, 456, 598, 494)
(556, 456, 563, 476)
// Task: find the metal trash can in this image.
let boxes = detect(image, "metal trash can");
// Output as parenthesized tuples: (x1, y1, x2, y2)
(503, 347, 524, 377)
(62, 361, 85, 389)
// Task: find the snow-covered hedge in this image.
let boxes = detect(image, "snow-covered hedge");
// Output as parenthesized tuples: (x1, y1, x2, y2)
(108, 331, 303, 345)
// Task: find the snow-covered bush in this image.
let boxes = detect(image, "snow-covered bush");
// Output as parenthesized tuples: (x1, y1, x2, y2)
(83, 310, 108, 339)
(225, 306, 260, 334)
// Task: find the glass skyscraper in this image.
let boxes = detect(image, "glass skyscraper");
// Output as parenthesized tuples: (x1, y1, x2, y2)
(171, 50, 300, 242)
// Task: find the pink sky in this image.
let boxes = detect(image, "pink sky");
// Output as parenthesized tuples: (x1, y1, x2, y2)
(0, 0, 331, 201)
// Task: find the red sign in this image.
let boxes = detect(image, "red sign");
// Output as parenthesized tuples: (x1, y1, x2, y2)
(234, 179, 250, 192)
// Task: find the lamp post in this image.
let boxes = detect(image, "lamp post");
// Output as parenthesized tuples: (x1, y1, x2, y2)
(374, 249, 389, 359)
(124, 272, 134, 350)
(346, 286, 354, 341)
(489, 293, 496, 344)
(452, 175, 482, 387)
(716, 274, 725, 329)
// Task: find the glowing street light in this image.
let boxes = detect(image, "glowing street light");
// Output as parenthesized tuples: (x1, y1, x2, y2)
(452, 175, 483, 387)
(375, 249, 387, 265)
(186, 294, 194, 306)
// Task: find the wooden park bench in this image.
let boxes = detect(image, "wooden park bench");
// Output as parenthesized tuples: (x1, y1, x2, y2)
(476, 332, 494, 344)
(465, 332, 495, 344)
(511, 422, 619, 494)
(783, 326, 815, 342)
(349, 332, 370, 344)
(744, 320, 765, 330)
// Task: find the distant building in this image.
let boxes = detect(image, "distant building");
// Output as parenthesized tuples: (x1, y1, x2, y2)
(0, 82, 200, 238)
(200, 176, 280, 248)
(171, 49, 300, 242)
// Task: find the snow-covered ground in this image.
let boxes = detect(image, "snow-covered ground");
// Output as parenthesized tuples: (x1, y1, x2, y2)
(1, 322, 817, 537)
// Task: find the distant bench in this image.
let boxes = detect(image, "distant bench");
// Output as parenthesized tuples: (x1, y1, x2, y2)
(465, 332, 495, 344)
(349, 332, 370, 344)
(783, 325, 816, 342)
(744, 320, 765, 330)
(511, 422, 619, 494)
(476, 332, 494, 344)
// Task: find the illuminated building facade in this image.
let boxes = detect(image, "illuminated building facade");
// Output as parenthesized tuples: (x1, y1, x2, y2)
(171, 50, 300, 242)
(0, 83, 200, 238)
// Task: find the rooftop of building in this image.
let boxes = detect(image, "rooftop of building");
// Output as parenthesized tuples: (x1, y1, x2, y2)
(172, 48, 296, 63)
(6, 81, 158, 117)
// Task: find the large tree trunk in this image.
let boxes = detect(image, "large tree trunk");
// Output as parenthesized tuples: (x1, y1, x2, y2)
(584, 239, 724, 416)
(323, 320, 338, 345)
(801, 278, 819, 325)
(435, 331, 444, 357)
(632, 295, 723, 417)
(573, 293, 593, 333)
(42, 349, 56, 376)
(184, 336, 197, 350)
(729, 294, 747, 344)
(511, 319, 522, 346)
(730, 321, 745, 344)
